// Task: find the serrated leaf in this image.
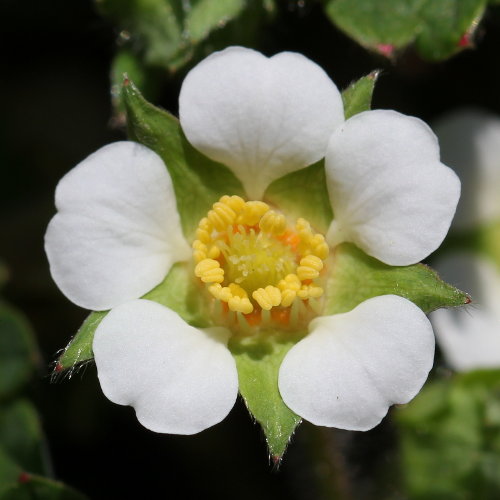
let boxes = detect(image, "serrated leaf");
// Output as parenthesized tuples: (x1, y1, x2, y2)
(122, 79, 245, 239)
(341, 70, 379, 120)
(264, 161, 333, 234)
(0, 302, 38, 400)
(396, 370, 500, 498)
(0, 400, 49, 476)
(57, 263, 203, 371)
(324, 0, 487, 61)
(230, 334, 302, 460)
(325, 243, 469, 315)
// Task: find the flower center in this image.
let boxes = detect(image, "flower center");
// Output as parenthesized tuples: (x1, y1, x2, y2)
(192, 195, 329, 329)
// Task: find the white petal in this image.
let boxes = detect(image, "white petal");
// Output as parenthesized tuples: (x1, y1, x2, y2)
(325, 110, 460, 265)
(179, 46, 344, 199)
(93, 299, 238, 434)
(45, 142, 190, 311)
(431, 253, 500, 372)
(279, 295, 435, 430)
(433, 108, 500, 229)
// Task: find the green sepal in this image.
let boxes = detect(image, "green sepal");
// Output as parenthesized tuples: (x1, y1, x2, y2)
(324, 243, 470, 316)
(324, 0, 486, 61)
(264, 161, 333, 234)
(0, 302, 38, 401)
(122, 79, 245, 239)
(230, 333, 302, 461)
(341, 70, 379, 120)
(396, 370, 500, 498)
(56, 263, 203, 373)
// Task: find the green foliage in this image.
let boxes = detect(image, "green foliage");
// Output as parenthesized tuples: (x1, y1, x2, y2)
(397, 370, 500, 498)
(230, 334, 302, 460)
(324, 0, 486, 61)
(325, 243, 470, 315)
(122, 79, 245, 239)
(0, 400, 49, 477)
(97, 0, 275, 72)
(0, 302, 38, 401)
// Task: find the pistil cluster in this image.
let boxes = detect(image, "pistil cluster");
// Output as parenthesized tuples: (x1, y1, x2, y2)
(193, 195, 329, 327)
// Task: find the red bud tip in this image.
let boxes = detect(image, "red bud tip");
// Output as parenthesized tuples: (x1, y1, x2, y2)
(55, 362, 63, 373)
(458, 34, 471, 48)
(272, 455, 281, 466)
(465, 296, 472, 304)
(376, 44, 395, 57)
(18, 472, 31, 484)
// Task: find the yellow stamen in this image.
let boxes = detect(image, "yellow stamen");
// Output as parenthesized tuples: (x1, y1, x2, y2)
(195, 258, 224, 283)
(192, 195, 328, 328)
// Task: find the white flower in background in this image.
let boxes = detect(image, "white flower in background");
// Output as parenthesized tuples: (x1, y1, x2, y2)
(45, 47, 459, 434)
(431, 109, 500, 372)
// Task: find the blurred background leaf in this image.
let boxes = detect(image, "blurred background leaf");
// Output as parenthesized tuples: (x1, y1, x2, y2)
(397, 370, 500, 499)
(323, 0, 487, 60)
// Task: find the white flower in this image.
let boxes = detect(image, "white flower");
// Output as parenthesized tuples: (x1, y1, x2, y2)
(430, 109, 500, 372)
(45, 47, 459, 434)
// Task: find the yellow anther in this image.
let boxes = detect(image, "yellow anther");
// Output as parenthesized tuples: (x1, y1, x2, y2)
(194, 259, 224, 283)
(310, 234, 329, 259)
(296, 218, 313, 240)
(208, 202, 236, 232)
(278, 273, 301, 292)
(297, 284, 324, 300)
(237, 201, 269, 226)
(208, 283, 232, 302)
(281, 289, 296, 307)
(297, 255, 324, 280)
(228, 295, 254, 314)
(192, 240, 207, 262)
(259, 210, 286, 235)
(219, 195, 246, 213)
(196, 228, 211, 244)
(252, 286, 282, 310)
(228, 282, 248, 298)
(208, 245, 221, 259)
(198, 217, 212, 232)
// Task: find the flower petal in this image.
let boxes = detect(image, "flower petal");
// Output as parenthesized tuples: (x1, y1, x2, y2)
(431, 253, 500, 372)
(179, 46, 344, 199)
(279, 295, 435, 430)
(45, 142, 190, 311)
(93, 299, 238, 434)
(433, 108, 500, 229)
(325, 110, 460, 265)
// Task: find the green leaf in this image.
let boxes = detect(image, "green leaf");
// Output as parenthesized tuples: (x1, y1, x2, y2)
(97, 0, 246, 71)
(324, 243, 469, 315)
(122, 79, 245, 239)
(264, 161, 333, 234)
(0, 446, 21, 494)
(324, 0, 487, 61)
(341, 70, 379, 120)
(57, 263, 204, 372)
(0, 400, 49, 476)
(0, 302, 38, 400)
(1, 474, 88, 500)
(396, 370, 500, 498)
(230, 334, 302, 460)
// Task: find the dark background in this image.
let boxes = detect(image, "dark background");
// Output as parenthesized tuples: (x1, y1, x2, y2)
(1, 0, 500, 497)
